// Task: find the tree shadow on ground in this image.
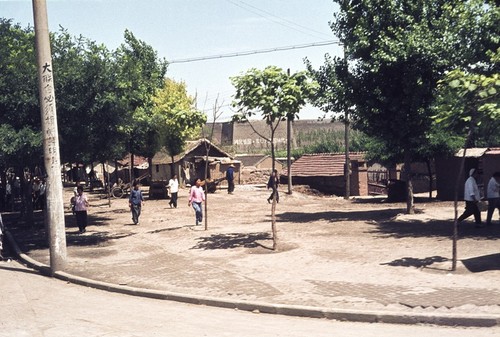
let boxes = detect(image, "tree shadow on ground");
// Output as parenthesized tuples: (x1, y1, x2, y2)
(381, 255, 448, 268)
(462, 253, 500, 272)
(3, 210, 134, 253)
(370, 219, 500, 240)
(351, 196, 444, 205)
(278, 209, 403, 224)
(191, 232, 272, 250)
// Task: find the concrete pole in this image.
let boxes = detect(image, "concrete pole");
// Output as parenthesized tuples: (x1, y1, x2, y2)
(32, 0, 67, 273)
(343, 46, 350, 200)
(286, 68, 293, 195)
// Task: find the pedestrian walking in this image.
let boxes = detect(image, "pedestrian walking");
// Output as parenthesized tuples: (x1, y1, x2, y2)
(458, 168, 483, 227)
(129, 181, 144, 225)
(74, 185, 89, 234)
(168, 174, 179, 208)
(226, 164, 235, 194)
(486, 172, 500, 226)
(188, 178, 205, 226)
(267, 169, 280, 204)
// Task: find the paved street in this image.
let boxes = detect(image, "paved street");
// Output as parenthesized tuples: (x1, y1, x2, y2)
(1, 259, 499, 337)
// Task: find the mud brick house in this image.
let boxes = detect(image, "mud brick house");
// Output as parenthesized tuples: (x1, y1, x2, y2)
(151, 139, 240, 187)
(286, 152, 368, 196)
(436, 147, 500, 201)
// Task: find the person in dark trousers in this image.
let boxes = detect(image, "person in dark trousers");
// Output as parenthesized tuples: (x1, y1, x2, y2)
(129, 181, 144, 225)
(74, 185, 89, 234)
(486, 172, 500, 226)
(458, 168, 483, 227)
(226, 164, 235, 194)
(267, 169, 280, 204)
(168, 174, 179, 208)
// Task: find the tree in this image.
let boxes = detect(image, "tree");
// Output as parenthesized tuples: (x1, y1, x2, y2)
(434, 47, 500, 271)
(114, 30, 168, 181)
(51, 29, 129, 166)
(231, 66, 317, 250)
(153, 78, 206, 174)
(327, 0, 499, 213)
(0, 19, 42, 171)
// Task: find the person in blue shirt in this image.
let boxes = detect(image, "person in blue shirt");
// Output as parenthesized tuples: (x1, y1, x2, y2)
(226, 164, 235, 194)
(129, 181, 144, 225)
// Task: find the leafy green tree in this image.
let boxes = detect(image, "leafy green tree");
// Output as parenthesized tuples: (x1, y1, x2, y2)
(0, 19, 41, 171)
(325, 0, 499, 213)
(434, 47, 500, 271)
(114, 30, 168, 180)
(231, 65, 317, 250)
(153, 78, 206, 174)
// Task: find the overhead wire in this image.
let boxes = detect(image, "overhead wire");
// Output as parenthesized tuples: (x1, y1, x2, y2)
(168, 40, 339, 64)
(229, 0, 333, 40)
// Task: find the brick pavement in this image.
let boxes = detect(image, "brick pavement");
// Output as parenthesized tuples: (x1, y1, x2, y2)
(3, 185, 500, 319)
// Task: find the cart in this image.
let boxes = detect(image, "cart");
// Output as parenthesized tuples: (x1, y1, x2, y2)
(111, 173, 150, 198)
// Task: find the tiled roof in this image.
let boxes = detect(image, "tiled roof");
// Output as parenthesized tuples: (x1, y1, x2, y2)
(117, 155, 149, 169)
(290, 152, 366, 177)
(152, 138, 232, 165)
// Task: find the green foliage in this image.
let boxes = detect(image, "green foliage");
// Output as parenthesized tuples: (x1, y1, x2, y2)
(434, 48, 500, 146)
(272, 129, 371, 159)
(0, 19, 169, 171)
(327, 0, 499, 159)
(114, 30, 168, 158)
(231, 66, 318, 124)
(231, 66, 318, 172)
(0, 124, 42, 168)
(153, 78, 207, 157)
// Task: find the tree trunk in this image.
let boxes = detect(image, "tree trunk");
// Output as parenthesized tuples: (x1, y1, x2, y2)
(404, 150, 414, 214)
(271, 195, 278, 250)
(452, 123, 474, 271)
(287, 118, 292, 195)
(130, 153, 134, 184)
(270, 132, 278, 250)
(426, 159, 433, 199)
(344, 112, 350, 200)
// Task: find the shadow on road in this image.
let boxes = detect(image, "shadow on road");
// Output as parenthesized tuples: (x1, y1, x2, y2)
(462, 253, 500, 272)
(191, 232, 272, 250)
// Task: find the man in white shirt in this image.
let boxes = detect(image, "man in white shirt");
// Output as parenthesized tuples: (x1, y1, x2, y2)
(486, 172, 500, 226)
(458, 168, 483, 227)
(168, 174, 179, 208)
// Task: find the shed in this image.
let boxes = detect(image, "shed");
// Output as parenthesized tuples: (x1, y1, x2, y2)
(435, 147, 500, 201)
(151, 139, 241, 187)
(287, 153, 368, 196)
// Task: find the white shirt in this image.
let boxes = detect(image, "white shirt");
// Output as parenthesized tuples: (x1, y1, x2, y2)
(464, 176, 481, 202)
(168, 178, 179, 193)
(486, 177, 500, 199)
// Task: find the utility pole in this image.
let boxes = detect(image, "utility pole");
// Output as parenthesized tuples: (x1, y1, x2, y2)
(32, 0, 67, 273)
(286, 68, 293, 195)
(343, 45, 350, 200)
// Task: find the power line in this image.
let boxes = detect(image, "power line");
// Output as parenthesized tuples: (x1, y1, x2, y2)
(227, 0, 332, 40)
(169, 40, 340, 64)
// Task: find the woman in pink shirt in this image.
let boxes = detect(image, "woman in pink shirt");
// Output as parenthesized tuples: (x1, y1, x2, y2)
(188, 179, 205, 226)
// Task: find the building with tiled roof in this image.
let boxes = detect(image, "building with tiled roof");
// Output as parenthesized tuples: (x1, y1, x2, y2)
(286, 152, 369, 196)
(436, 147, 500, 200)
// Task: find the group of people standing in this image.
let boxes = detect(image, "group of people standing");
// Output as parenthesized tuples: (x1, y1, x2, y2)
(458, 169, 500, 227)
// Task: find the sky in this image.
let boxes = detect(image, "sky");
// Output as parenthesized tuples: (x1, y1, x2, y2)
(2, 0, 343, 121)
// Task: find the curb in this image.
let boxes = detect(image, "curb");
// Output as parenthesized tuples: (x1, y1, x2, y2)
(5, 231, 500, 327)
